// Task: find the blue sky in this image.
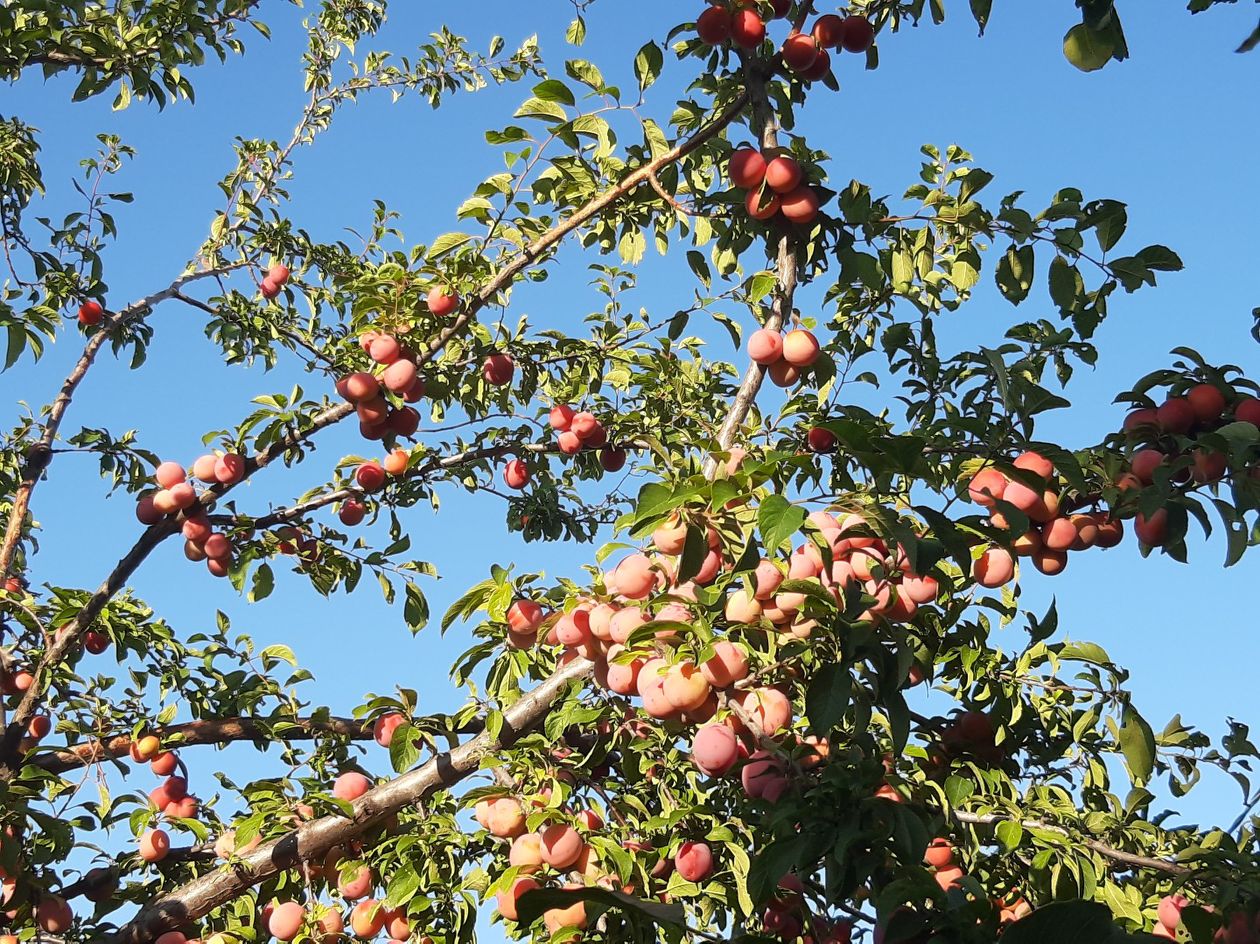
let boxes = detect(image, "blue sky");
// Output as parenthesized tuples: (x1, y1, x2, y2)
(4, 0, 1260, 918)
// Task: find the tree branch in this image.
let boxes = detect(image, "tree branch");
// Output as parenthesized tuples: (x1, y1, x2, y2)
(31, 715, 376, 776)
(0, 262, 247, 581)
(952, 810, 1190, 876)
(106, 657, 594, 944)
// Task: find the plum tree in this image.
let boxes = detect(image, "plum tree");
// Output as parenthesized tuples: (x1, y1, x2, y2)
(0, 5, 1258, 944)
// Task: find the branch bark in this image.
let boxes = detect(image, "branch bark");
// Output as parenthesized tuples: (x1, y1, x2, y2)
(32, 715, 374, 776)
(105, 656, 594, 944)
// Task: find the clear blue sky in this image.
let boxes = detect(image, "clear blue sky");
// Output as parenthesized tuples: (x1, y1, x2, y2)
(4, 0, 1259, 920)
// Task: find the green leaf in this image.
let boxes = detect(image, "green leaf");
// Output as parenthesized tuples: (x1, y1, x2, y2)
(1119, 705, 1156, 786)
(515, 886, 684, 928)
(995, 819, 1024, 852)
(758, 495, 806, 552)
(970, 0, 993, 33)
(388, 724, 422, 773)
(633, 42, 663, 91)
(1063, 23, 1115, 72)
(386, 862, 422, 907)
(532, 79, 575, 106)
(805, 663, 849, 733)
(429, 232, 473, 260)
(996, 244, 1035, 304)
(1000, 900, 1123, 944)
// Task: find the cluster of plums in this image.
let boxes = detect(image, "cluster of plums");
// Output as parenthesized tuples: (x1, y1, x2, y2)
(1119, 382, 1260, 547)
(729, 149, 822, 226)
(132, 734, 197, 867)
(748, 326, 824, 387)
(966, 450, 1123, 585)
(695, 2, 874, 73)
(134, 455, 247, 578)
(504, 507, 941, 807)
(548, 405, 626, 468)
(479, 794, 608, 934)
(1154, 894, 1260, 944)
(259, 263, 292, 301)
(335, 335, 425, 443)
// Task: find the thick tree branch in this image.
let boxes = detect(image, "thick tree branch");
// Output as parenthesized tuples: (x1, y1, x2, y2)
(32, 715, 373, 776)
(105, 656, 594, 944)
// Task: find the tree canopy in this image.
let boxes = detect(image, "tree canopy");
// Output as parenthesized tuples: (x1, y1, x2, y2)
(1, 4, 1259, 944)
